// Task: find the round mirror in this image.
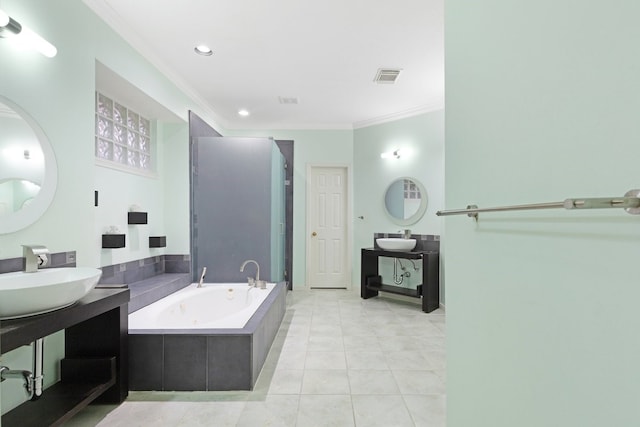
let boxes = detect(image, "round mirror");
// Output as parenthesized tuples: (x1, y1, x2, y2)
(383, 177, 428, 225)
(0, 96, 57, 234)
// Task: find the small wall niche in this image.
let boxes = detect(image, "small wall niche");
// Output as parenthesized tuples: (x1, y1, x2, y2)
(149, 236, 166, 248)
(102, 234, 125, 249)
(128, 212, 148, 224)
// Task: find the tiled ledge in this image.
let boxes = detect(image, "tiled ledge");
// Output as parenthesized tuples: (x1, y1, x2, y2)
(126, 273, 191, 314)
(98, 254, 192, 314)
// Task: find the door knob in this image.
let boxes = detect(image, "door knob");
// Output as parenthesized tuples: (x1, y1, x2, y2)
(311, 232, 317, 237)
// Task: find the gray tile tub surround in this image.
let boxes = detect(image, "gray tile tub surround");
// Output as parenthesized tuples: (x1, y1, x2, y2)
(98, 254, 190, 286)
(373, 233, 440, 252)
(98, 255, 191, 314)
(0, 251, 77, 273)
(128, 281, 287, 391)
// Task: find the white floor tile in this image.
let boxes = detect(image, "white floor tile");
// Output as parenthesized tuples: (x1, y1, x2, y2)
(348, 370, 400, 394)
(305, 351, 347, 370)
(301, 369, 351, 394)
(351, 395, 415, 427)
(296, 395, 354, 427)
(403, 394, 447, 427)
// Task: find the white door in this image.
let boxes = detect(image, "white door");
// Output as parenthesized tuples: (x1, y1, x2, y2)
(307, 166, 349, 288)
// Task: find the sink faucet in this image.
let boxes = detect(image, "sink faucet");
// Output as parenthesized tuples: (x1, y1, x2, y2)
(240, 259, 260, 283)
(399, 229, 411, 239)
(22, 245, 50, 273)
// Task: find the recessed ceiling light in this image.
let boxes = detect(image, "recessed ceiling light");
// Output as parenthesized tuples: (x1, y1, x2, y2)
(194, 45, 213, 56)
(238, 109, 250, 117)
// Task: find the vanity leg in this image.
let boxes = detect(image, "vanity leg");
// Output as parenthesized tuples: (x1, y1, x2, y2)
(421, 252, 440, 313)
(361, 249, 379, 299)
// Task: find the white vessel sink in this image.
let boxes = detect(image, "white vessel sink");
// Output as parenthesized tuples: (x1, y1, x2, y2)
(376, 238, 417, 251)
(0, 267, 102, 320)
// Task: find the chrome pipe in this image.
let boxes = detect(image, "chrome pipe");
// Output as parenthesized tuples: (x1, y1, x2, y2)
(0, 366, 35, 399)
(31, 338, 44, 400)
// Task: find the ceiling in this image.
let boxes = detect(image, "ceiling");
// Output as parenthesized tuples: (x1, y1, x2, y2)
(84, 0, 444, 130)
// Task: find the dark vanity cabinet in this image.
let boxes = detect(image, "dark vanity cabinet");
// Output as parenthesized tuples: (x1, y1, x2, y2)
(0, 288, 129, 427)
(361, 248, 440, 313)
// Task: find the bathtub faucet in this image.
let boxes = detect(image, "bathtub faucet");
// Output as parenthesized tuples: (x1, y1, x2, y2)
(197, 267, 207, 288)
(240, 259, 260, 285)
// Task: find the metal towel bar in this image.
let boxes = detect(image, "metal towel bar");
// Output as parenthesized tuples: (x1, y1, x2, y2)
(436, 189, 640, 219)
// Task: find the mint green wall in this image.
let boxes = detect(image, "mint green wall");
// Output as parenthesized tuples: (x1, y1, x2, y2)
(354, 111, 444, 298)
(0, 0, 205, 264)
(0, 0, 200, 414)
(446, 2, 640, 426)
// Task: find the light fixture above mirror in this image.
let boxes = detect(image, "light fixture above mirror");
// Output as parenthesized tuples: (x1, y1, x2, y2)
(0, 8, 57, 57)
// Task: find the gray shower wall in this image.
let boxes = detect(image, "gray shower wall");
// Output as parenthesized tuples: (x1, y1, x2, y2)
(191, 136, 285, 283)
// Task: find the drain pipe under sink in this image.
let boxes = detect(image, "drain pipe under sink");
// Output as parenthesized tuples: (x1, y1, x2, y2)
(0, 338, 45, 400)
(31, 337, 45, 400)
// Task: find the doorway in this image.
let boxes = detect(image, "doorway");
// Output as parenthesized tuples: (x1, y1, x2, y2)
(306, 165, 350, 289)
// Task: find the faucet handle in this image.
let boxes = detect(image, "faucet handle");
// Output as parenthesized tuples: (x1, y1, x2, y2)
(37, 254, 49, 267)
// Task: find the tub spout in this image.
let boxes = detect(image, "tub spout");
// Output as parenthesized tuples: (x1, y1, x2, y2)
(240, 260, 260, 284)
(197, 267, 207, 288)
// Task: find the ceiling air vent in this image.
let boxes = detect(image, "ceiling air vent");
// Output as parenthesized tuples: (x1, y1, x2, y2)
(374, 68, 402, 84)
(278, 96, 299, 105)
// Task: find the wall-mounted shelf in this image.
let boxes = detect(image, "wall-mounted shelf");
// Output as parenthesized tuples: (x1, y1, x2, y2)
(127, 212, 148, 224)
(102, 234, 125, 249)
(149, 236, 166, 248)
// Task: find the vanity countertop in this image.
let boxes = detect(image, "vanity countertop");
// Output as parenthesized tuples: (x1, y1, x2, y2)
(1, 288, 129, 353)
(363, 247, 436, 258)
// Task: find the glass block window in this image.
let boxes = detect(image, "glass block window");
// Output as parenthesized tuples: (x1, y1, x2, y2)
(95, 92, 152, 173)
(404, 179, 421, 200)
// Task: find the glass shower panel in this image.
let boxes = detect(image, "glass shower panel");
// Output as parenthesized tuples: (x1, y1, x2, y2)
(191, 136, 285, 283)
(270, 144, 286, 282)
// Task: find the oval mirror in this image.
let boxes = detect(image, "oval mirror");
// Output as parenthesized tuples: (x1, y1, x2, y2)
(383, 177, 428, 225)
(0, 96, 57, 234)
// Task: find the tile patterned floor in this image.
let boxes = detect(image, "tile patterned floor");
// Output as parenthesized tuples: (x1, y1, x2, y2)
(64, 290, 446, 426)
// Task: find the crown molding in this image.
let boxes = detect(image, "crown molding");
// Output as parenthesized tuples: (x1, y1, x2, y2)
(353, 102, 444, 129)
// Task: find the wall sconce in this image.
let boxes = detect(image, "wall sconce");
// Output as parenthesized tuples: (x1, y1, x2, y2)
(380, 149, 403, 159)
(0, 8, 57, 58)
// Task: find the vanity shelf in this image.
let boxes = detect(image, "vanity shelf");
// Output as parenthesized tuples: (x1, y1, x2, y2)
(0, 288, 129, 427)
(102, 234, 125, 248)
(361, 248, 439, 313)
(2, 358, 116, 427)
(127, 212, 148, 225)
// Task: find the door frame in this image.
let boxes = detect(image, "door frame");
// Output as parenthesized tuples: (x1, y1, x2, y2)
(305, 163, 353, 290)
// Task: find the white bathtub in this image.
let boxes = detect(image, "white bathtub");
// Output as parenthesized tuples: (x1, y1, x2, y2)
(128, 282, 276, 329)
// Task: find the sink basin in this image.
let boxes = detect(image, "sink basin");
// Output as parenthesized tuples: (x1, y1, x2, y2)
(376, 238, 417, 251)
(0, 267, 102, 320)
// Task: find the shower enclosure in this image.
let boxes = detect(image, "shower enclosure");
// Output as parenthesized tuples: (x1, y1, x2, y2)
(190, 136, 286, 283)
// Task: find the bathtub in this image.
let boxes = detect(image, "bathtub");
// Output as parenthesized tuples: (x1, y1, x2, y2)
(128, 281, 286, 391)
(129, 283, 276, 330)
